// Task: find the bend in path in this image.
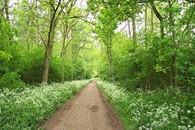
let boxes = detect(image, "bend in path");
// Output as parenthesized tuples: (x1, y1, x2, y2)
(41, 81, 124, 130)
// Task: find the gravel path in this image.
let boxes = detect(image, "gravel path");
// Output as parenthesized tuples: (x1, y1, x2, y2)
(41, 81, 124, 130)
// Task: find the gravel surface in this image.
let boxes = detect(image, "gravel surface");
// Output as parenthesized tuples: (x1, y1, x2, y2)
(41, 81, 124, 130)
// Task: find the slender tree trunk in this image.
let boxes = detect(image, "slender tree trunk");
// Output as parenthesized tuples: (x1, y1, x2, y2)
(4, 0, 9, 21)
(61, 35, 66, 82)
(127, 20, 131, 38)
(36, 0, 39, 45)
(168, 0, 178, 88)
(160, 20, 165, 38)
(71, 42, 74, 80)
(151, 8, 154, 33)
(61, 24, 68, 82)
(132, 11, 137, 46)
(145, 4, 147, 32)
(106, 42, 113, 81)
(145, 4, 148, 47)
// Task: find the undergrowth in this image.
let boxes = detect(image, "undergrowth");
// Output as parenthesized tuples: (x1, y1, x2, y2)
(97, 80, 195, 130)
(0, 80, 90, 130)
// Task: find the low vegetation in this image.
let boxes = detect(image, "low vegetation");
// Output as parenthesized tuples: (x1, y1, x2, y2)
(0, 80, 90, 130)
(97, 80, 195, 130)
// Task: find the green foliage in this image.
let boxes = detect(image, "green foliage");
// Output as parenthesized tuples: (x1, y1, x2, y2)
(97, 80, 195, 130)
(96, 31, 195, 91)
(19, 46, 65, 84)
(0, 72, 24, 90)
(19, 46, 91, 84)
(0, 51, 11, 62)
(87, 0, 195, 91)
(0, 80, 90, 130)
(0, 14, 25, 89)
(177, 43, 195, 90)
(19, 47, 44, 84)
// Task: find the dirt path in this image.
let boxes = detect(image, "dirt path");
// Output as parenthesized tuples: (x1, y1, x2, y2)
(41, 81, 124, 130)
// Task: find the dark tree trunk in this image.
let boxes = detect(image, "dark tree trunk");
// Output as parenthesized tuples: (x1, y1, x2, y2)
(132, 12, 137, 46)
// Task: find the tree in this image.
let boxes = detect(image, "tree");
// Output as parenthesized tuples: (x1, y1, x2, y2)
(42, 0, 76, 83)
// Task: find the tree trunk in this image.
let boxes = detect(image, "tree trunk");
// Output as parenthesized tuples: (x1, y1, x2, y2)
(168, 0, 178, 88)
(61, 36, 66, 82)
(41, 23, 56, 83)
(61, 25, 68, 82)
(42, 44, 52, 83)
(127, 20, 131, 38)
(145, 4, 147, 31)
(4, 0, 9, 21)
(151, 8, 154, 33)
(132, 11, 137, 46)
(106, 43, 113, 81)
(145, 4, 148, 47)
(71, 43, 74, 80)
(41, 0, 63, 83)
(160, 20, 165, 38)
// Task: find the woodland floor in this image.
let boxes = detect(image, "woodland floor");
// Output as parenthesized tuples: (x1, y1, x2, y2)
(40, 81, 124, 130)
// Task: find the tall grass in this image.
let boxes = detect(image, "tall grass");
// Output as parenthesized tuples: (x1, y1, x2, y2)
(0, 80, 90, 130)
(97, 80, 195, 130)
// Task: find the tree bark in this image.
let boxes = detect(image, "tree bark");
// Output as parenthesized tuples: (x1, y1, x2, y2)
(42, 44, 52, 83)
(132, 11, 137, 46)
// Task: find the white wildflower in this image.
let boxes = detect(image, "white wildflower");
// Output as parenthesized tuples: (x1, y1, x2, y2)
(187, 110, 191, 114)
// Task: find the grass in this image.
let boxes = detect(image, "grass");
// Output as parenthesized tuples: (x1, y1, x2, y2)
(97, 80, 195, 130)
(0, 80, 91, 130)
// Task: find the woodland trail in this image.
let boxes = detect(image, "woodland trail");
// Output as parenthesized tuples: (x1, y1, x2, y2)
(41, 81, 124, 130)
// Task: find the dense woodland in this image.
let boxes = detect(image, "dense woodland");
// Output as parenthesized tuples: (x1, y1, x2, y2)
(0, 0, 194, 91)
(0, 0, 195, 129)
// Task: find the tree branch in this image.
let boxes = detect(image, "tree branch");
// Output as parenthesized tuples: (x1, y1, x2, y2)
(150, 2, 163, 21)
(26, 14, 46, 46)
(183, 6, 195, 34)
